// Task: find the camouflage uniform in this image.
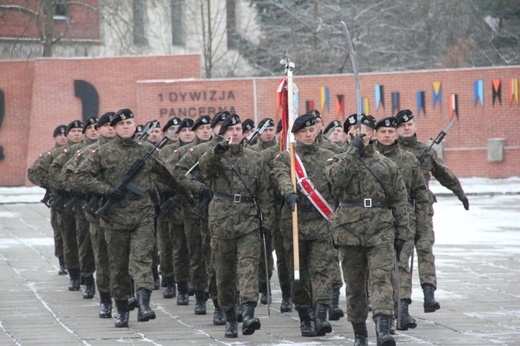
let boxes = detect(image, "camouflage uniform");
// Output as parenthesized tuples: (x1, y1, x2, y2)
(316, 132, 343, 154)
(325, 143, 410, 322)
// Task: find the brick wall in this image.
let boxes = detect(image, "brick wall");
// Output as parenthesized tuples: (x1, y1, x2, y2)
(0, 55, 518, 186)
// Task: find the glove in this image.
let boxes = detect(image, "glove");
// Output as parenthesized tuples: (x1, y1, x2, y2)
(107, 186, 124, 201)
(460, 196, 469, 210)
(214, 140, 230, 154)
(394, 239, 406, 262)
(285, 193, 299, 212)
(349, 133, 366, 152)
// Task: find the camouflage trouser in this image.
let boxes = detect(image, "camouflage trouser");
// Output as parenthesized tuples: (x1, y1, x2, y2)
(272, 218, 291, 289)
(152, 216, 160, 268)
(212, 231, 260, 312)
(104, 217, 155, 300)
(398, 240, 415, 301)
(415, 205, 436, 288)
(283, 236, 334, 309)
(202, 220, 218, 300)
(75, 210, 95, 278)
(340, 243, 394, 323)
(157, 218, 174, 278)
(89, 220, 110, 293)
(58, 211, 79, 269)
(50, 207, 63, 258)
(331, 249, 343, 290)
(171, 220, 190, 282)
(184, 216, 207, 291)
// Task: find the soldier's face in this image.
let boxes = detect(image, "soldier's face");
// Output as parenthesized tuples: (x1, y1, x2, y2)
(179, 127, 194, 143)
(115, 119, 137, 139)
(84, 124, 99, 140)
(148, 127, 163, 142)
(295, 125, 318, 145)
(195, 124, 211, 141)
(55, 133, 67, 146)
(397, 119, 416, 138)
(315, 118, 324, 131)
(260, 126, 276, 142)
(98, 123, 115, 138)
(223, 124, 244, 144)
(165, 126, 179, 141)
(67, 128, 84, 143)
(328, 127, 344, 143)
(375, 127, 398, 146)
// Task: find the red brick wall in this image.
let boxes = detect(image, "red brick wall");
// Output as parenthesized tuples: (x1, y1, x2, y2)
(0, 54, 518, 186)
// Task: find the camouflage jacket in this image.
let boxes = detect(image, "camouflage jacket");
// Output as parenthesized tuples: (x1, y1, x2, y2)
(325, 143, 410, 247)
(317, 132, 343, 154)
(27, 141, 72, 190)
(74, 135, 183, 229)
(375, 141, 429, 240)
(399, 134, 467, 203)
(199, 143, 273, 239)
(250, 138, 277, 152)
(272, 141, 335, 240)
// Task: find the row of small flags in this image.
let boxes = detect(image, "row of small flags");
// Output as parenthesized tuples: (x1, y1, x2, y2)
(277, 78, 519, 120)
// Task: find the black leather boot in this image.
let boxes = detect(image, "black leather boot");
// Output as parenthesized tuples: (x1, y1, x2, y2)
(99, 291, 112, 318)
(58, 256, 67, 275)
(162, 277, 176, 299)
(314, 303, 332, 336)
(137, 288, 156, 322)
(352, 322, 369, 346)
(68, 268, 80, 291)
(152, 266, 160, 290)
(375, 315, 396, 346)
(128, 280, 138, 311)
(241, 302, 261, 335)
(280, 285, 293, 313)
(329, 288, 344, 321)
(297, 308, 316, 337)
(397, 299, 417, 330)
(194, 291, 207, 315)
(114, 299, 129, 328)
(176, 280, 189, 305)
(82, 275, 95, 299)
(224, 308, 238, 338)
(212, 299, 226, 325)
(423, 284, 441, 313)
(234, 293, 243, 322)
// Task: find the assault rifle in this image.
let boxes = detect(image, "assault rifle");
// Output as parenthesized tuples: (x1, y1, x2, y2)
(50, 189, 71, 212)
(242, 118, 271, 147)
(41, 190, 53, 208)
(136, 120, 158, 141)
(95, 130, 175, 222)
(416, 118, 456, 164)
(63, 191, 87, 211)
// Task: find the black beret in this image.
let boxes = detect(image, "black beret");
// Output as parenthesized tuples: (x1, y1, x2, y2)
(305, 109, 321, 118)
(53, 125, 66, 137)
(344, 113, 357, 132)
(135, 124, 144, 133)
(96, 112, 115, 129)
(162, 117, 181, 132)
(375, 117, 398, 129)
(192, 115, 212, 131)
(218, 114, 241, 136)
(65, 120, 83, 135)
(292, 114, 316, 133)
(111, 108, 134, 126)
(174, 118, 195, 134)
(276, 119, 282, 134)
(258, 118, 275, 129)
(324, 120, 342, 134)
(242, 119, 255, 131)
(82, 116, 98, 133)
(395, 109, 414, 125)
(210, 111, 231, 128)
(360, 115, 376, 129)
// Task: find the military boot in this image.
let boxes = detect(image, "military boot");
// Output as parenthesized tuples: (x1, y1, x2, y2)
(314, 303, 332, 336)
(162, 277, 176, 299)
(280, 285, 293, 313)
(297, 308, 316, 337)
(234, 293, 243, 322)
(329, 288, 345, 321)
(241, 302, 261, 335)
(259, 283, 271, 305)
(375, 315, 395, 346)
(67, 268, 81, 291)
(176, 280, 189, 305)
(114, 299, 129, 328)
(99, 291, 112, 318)
(352, 322, 369, 346)
(58, 256, 67, 275)
(224, 308, 238, 338)
(128, 280, 138, 311)
(137, 288, 156, 322)
(423, 284, 441, 313)
(194, 291, 207, 315)
(82, 275, 96, 299)
(397, 299, 417, 330)
(212, 299, 226, 325)
(152, 266, 160, 290)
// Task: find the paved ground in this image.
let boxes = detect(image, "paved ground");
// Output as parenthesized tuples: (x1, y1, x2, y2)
(1, 194, 520, 345)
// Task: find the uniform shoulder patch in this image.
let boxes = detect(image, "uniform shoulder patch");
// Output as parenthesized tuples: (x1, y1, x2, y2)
(90, 149, 97, 155)
(326, 158, 335, 165)
(173, 149, 178, 154)
(189, 148, 194, 153)
(275, 154, 280, 160)
(63, 148, 68, 154)
(76, 151, 82, 157)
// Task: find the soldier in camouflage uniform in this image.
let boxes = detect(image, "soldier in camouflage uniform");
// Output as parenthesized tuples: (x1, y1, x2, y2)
(396, 109, 469, 314)
(325, 115, 410, 346)
(374, 116, 430, 330)
(307, 110, 342, 154)
(74, 109, 186, 328)
(27, 124, 68, 275)
(199, 114, 273, 338)
(242, 119, 255, 141)
(273, 114, 335, 337)
(324, 120, 345, 145)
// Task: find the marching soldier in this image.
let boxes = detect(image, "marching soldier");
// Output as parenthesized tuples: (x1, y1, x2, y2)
(396, 109, 469, 313)
(307, 110, 342, 154)
(272, 114, 336, 337)
(326, 115, 410, 346)
(324, 120, 345, 145)
(199, 114, 273, 338)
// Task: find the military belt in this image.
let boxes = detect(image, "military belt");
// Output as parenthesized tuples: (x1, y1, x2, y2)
(213, 193, 254, 204)
(339, 199, 388, 208)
